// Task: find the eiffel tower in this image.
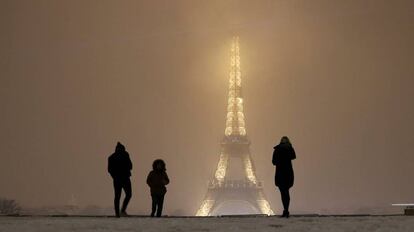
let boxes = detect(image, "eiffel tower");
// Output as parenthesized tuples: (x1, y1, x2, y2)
(196, 37, 274, 216)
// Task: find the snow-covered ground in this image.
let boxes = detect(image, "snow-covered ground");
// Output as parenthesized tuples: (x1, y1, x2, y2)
(0, 215, 413, 232)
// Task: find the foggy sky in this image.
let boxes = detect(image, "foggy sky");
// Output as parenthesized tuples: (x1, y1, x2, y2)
(1, 0, 413, 215)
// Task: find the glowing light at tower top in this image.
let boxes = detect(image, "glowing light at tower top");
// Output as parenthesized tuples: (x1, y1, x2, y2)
(225, 36, 247, 137)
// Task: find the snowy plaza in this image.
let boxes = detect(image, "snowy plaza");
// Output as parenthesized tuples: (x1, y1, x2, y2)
(0, 215, 413, 232)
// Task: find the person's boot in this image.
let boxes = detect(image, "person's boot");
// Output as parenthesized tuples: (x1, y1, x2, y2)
(120, 211, 129, 217)
(285, 211, 290, 218)
(280, 210, 289, 218)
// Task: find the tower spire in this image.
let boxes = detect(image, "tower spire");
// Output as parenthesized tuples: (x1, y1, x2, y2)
(225, 36, 246, 137)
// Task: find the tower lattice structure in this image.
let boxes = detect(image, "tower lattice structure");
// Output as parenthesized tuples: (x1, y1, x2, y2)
(196, 37, 274, 216)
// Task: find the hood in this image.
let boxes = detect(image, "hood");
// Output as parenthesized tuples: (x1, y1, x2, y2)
(115, 142, 125, 152)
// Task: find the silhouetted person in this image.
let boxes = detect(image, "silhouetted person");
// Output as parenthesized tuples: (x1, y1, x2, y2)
(108, 142, 132, 218)
(146, 159, 169, 217)
(272, 136, 296, 218)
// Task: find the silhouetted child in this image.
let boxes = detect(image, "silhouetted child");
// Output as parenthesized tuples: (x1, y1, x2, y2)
(146, 159, 169, 217)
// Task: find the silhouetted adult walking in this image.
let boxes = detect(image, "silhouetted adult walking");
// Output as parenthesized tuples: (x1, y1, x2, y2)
(146, 159, 169, 217)
(272, 136, 296, 218)
(108, 142, 133, 218)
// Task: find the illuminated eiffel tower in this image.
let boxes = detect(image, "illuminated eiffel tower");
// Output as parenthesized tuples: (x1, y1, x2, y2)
(196, 37, 274, 216)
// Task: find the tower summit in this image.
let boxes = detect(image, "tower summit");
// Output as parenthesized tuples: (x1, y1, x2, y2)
(196, 37, 274, 216)
(225, 36, 246, 137)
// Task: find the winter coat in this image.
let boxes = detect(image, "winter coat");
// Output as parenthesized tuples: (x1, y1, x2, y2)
(108, 151, 132, 179)
(272, 143, 296, 189)
(146, 170, 170, 195)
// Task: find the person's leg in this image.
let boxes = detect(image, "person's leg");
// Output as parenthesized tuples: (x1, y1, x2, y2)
(280, 188, 290, 217)
(113, 179, 122, 217)
(285, 189, 290, 213)
(278, 187, 284, 216)
(121, 178, 132, 213)
(279, 187, 290, 217)
(151, 194, 157, 217)
(156, 194, 165, 217)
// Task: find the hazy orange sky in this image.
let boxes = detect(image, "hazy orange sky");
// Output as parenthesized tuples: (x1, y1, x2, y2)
(1, 0, 413, 215)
